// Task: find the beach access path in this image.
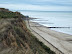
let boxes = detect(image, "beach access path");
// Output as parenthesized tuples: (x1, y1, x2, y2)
(25, 20, 72, 54)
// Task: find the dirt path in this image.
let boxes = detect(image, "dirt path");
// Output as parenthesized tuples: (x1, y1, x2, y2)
(26, 20, 72, 54)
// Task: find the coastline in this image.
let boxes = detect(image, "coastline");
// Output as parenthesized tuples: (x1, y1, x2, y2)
(26, 19, 72, 54)
(20, 10, 72, 35)
(30, 19, 71, 35)
(32, 21, 72, 35)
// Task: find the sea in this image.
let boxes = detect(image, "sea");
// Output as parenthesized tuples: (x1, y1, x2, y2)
(17, 10, 72, 35)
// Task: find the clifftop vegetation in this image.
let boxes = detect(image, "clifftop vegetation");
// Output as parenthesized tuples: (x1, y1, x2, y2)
(0, 8, 55, 54)
(0, 8, 24, 18)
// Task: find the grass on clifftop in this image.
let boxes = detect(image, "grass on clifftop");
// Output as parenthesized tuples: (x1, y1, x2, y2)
(0, 8, 24, 18)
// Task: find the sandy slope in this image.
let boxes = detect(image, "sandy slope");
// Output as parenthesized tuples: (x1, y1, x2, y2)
(26, 20, 72, 54)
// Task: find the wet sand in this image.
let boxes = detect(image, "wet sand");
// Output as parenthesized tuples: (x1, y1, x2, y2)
(26, 20, 72, 54)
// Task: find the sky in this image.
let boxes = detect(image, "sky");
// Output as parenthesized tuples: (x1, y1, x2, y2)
(0, 0, 72, 11)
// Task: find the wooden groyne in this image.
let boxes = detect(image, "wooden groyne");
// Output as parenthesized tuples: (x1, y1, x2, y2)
(47, 27, 70, 28)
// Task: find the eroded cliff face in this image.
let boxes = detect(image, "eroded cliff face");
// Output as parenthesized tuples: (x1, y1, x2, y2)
(0, 8, 55, 54)
(0, 18, 49, 54)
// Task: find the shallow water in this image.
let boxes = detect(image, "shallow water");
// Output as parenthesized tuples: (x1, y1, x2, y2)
(19, 10, 72, 35)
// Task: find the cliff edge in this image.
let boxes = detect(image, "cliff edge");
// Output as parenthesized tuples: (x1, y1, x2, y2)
(0, 8, 55, 54)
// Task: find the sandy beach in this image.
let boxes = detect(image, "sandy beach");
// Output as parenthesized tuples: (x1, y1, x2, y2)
(26, 20, 72, 54)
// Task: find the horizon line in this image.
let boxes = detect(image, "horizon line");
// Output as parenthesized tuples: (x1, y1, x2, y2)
(12, 9, 72, 12)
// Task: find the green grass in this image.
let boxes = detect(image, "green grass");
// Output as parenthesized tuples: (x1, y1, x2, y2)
(0, 8, 24, 18)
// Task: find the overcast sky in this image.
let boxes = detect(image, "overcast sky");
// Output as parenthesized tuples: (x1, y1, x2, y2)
(0, 0, 72, 11)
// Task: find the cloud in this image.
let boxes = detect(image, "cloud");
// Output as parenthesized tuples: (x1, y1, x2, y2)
(31, 0, 72, 6)
(0, 0, 72, 7)
(0, 0, 72, 11)
(0, 3, 72, 11)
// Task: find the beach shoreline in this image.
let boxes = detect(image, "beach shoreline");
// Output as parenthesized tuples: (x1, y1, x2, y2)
(30, 19, 72, 36)
(26, 19, 72, 54)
